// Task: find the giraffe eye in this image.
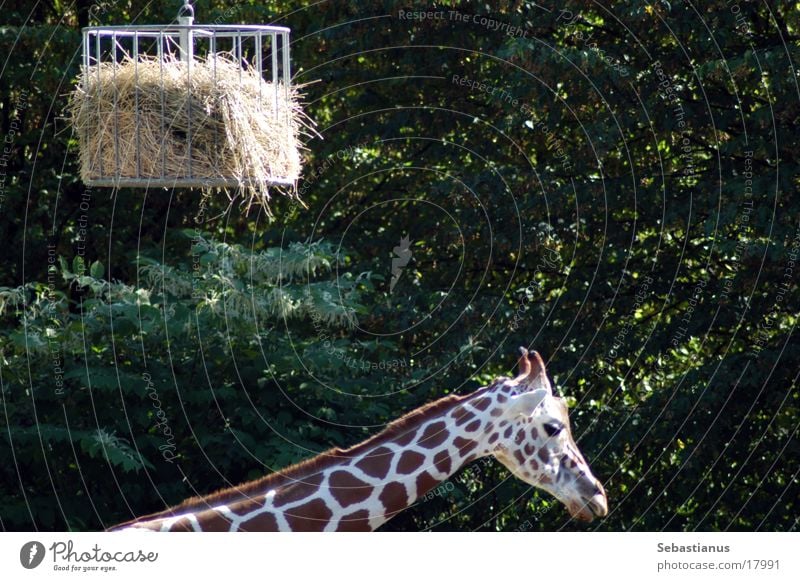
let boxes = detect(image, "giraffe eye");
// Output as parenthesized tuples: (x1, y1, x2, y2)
(544, 422, 563, 437)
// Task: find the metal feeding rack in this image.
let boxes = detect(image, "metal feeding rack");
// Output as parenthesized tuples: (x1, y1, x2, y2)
(75, 1, 297, 190)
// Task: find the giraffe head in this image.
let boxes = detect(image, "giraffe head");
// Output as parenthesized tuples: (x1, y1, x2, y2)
(488, 348, 608, 522)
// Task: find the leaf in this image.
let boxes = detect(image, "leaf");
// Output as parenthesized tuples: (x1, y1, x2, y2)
(81, 429, 155, 473)
(90, 261, 104, 279)
(72, 256, 86, 276)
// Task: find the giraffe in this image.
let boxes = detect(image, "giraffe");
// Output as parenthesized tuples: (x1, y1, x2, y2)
(110, 348, 608, 531)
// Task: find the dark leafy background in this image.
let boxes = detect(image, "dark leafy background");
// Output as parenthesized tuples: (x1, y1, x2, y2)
(0, 0, 797, 532)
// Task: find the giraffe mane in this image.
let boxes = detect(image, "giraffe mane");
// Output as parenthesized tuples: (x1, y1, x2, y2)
(110, 383, 496, 529)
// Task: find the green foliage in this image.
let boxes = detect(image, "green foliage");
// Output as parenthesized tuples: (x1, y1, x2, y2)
(0, 233, 374, 530)
(1, 0, 798, 531)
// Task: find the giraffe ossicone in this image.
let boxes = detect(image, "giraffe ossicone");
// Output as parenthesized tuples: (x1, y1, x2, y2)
(111, 347, 608, 531)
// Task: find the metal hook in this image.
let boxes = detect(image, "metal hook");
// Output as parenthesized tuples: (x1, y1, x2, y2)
(177, 0, 195, 20)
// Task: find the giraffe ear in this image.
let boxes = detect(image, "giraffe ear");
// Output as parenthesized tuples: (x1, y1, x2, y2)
(516, 347, 532, 377)
(513, 348, 552, 394)
(509, 388, 548, 417)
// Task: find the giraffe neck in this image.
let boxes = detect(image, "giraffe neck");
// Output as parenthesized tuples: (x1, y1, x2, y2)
(121, 384, 511, 532)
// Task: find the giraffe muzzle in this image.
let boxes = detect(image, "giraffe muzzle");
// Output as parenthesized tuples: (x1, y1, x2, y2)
(567, 479, 608, 522)
(567, 493, 607, 522)
(583, 493, 608, 519)
(569, 475, 608, 522)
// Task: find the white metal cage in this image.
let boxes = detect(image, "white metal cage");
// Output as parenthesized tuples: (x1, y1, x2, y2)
(77, 2, 295, 189)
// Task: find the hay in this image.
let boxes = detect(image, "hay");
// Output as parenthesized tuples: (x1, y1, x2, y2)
(68, 52, 313, 211)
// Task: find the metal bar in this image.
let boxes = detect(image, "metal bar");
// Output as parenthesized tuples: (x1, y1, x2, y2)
(178, 16, 194, 63)
(81, 30, 91, 179)
(81, 25, 291, 34)
(82, 29, 89, 69)
(255, 33, 263, 108)
(237, 31, 243, 87)
(271, 33, 278, 117)
(85, 176, 297, 188)
(283, 31, 290, 130)
(112, 33, 119, 181)
(187, 30, 192, 180)
(176, 14, 194, 180)
(95, 32, 103, 179)
(159, 31, 165, 179)
(212, 31, 218, 171)
(283, 31, 291, 86)
(133, 33, 140, 179)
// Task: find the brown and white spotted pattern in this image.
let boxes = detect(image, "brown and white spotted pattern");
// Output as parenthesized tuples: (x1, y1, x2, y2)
(110, 348, 608, 531)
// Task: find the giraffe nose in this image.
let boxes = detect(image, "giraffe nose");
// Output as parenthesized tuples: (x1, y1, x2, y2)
(576, 477, 607, 520)
(577, 473, 604, 497)
(586, 481, 608, 518)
